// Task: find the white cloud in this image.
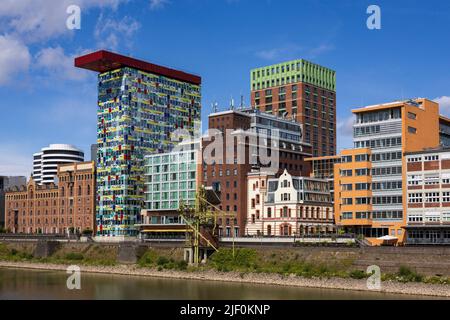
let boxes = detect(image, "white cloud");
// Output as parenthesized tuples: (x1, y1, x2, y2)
(256, 44, 303, 61)
(0, 35, 31, 85)
(255, 43, 334, 61)
(434, 96, 450, 116)
(0, 0, 125, 42)
(337, 115, 355, 137)
(0, 146, 32, 177)
(94, 15, 140, 51)
(149, 0, 170, 10)
(35, 46, 90, 81)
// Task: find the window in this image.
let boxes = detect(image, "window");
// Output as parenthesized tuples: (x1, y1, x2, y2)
(355, 169, 369, 176)
(342, 198, 353, 205)
(408, 214, 423, 222)
(408, 175, 422, 186)
(408, 193, 422, 203)
(356, 183, 370, 190)
(341, 212, 353, 220)
(340, 169, 352, 177)
(356, 197, 370, 205)
(355, 154, 368, 162)
(424, 175, 439, 185)
(443, 192, 450, 202)
(407, 112, 417, 120)
(424, 155, 439, 161)
(425, 192, 440, 203)
(341, 184, 353, 191)
(408, 126, 417, 134)
(341, 155, 352, 163)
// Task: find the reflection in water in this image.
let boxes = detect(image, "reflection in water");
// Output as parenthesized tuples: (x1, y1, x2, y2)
(0, 268, 430, 300)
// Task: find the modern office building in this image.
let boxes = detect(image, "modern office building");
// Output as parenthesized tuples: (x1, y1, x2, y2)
(1, 176, 26, 228)
(5, 162, 95, 234)
(75, 50, 201, 238)
(33, 144, 84, 185)
(246, 169, 334, 237)
(250, 59, 336, 157)
(138, 141, 200, 239)
(201, 108, 312, 237)
(334, 98, 448, 245)
(405, 148, 450, 245)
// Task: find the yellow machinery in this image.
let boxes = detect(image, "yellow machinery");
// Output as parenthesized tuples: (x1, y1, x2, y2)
(179, 186, 235, 266)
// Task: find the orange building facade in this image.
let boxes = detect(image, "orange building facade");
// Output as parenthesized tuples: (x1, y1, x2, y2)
(5, 162, 96, 235)
(334, 98, 446, 245)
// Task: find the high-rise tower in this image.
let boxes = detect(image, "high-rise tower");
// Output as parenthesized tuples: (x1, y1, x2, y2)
(250, 60, 336, 157)
(75, 50, 201, 238)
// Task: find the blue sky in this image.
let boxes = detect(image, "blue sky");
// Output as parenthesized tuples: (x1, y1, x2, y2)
(1, 0, 450, 177)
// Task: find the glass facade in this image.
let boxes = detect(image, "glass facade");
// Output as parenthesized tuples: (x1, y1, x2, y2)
(145, 144, 198, 211)
(96, 67, 201, 236)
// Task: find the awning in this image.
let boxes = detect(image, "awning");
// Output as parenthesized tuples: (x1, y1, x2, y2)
(377, 235, 398, 241)
(141, 229, 193, 233)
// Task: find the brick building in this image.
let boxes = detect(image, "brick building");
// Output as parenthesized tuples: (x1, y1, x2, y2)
(5, 162, 95, 234)
(201, 108, 311, 237)
(250, 59, 336, 157)
(405, 148, 450, 245)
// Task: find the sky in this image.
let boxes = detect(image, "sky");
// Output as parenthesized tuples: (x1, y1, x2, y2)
(1, 0, 450, 177)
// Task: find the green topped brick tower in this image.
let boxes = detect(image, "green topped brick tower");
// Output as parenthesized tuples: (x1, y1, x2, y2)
(250, 59, 336, 157)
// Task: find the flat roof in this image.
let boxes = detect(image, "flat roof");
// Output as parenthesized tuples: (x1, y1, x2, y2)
(74, 50, 201, 85)
(404, 147, 450, 156)
(351, 98, 431, 114)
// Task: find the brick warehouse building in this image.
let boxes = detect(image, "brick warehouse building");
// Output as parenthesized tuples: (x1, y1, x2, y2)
(5, 162, 95, 234)
(201, 108, 312, 237)
(250, 59, 336, 157)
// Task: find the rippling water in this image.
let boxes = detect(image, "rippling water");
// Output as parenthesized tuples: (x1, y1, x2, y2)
(0, 267, 434, 300)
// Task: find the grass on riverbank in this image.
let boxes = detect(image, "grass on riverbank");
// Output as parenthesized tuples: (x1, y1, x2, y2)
(207, 249, 450, 285)
(0, 243, 116, 266)
(1, 243, 449, 285)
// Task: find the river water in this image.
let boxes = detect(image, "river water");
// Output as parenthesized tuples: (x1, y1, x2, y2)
(0, 267, 434, 300)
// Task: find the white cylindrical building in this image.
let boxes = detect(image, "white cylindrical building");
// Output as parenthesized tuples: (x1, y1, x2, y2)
(32, 144, 84, 184)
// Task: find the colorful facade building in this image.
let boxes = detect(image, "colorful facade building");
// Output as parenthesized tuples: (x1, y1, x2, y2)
(246, 169, 334, 236)
(250, 59, 336, 157)
(75, 50, 201, 238)
(201, 108, 312, 237)
(405, 148, 450, 245)
(138, 141, 201, 240)
(5, 162, 95, 234)
(334, 98, 450, 245)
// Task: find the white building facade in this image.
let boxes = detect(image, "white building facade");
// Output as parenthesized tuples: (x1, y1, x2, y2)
(33, 144, 84, 185)
(246, 169, 334, 236)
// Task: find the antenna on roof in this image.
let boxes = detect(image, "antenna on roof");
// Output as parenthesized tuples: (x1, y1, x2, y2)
(240, 95, 244, 109)
(230, 96, 235, 110)
(212, 102, 218, 113)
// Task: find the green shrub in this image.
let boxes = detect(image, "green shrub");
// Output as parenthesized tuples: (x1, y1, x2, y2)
(138, 250, 158, 267)
(65, 252, 84, 261)
(156, 256, 170, 266)
(176, 260, 188, 270)
(209, 248, 258, 271)
(397, 266, 423, 282)
(349, 270, 367, 279)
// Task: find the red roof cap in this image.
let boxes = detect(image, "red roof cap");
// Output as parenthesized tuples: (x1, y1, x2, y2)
(74, 50, 201, 85)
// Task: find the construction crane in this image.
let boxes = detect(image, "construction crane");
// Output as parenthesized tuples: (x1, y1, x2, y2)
(179, 186, 236, 266)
